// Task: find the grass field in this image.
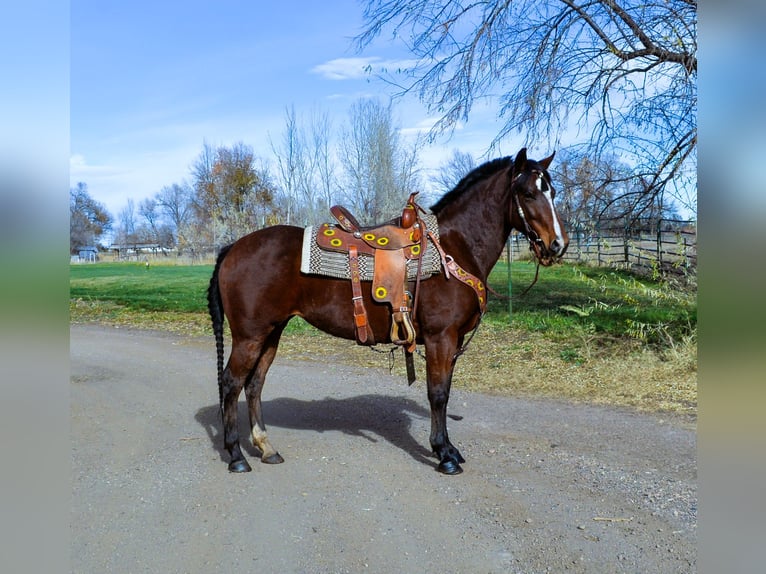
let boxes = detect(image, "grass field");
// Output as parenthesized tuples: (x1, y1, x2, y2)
(70, 260, 697, 416)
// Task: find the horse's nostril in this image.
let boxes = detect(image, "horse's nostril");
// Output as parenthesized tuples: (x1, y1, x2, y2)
(550, 239, 562, 253)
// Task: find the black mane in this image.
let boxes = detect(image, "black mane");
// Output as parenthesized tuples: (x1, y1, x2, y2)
(430, 156, 513, 214)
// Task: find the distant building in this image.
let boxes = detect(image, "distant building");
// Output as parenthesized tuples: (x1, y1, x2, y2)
(108, 243, 163, 260)
(76, 246, 98, 262)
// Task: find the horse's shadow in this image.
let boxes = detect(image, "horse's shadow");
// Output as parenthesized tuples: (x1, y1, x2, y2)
(195, 393, 436, 468)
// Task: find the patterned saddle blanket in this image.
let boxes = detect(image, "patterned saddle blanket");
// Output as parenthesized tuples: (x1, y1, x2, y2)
(300, 213, 443, 281)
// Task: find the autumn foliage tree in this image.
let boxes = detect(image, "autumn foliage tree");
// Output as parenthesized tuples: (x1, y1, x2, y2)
(69, 182, 112, 252)
(191, 141, 278, 245)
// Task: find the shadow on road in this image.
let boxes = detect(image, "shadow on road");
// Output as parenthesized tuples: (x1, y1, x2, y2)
(195, 393, 435, 468)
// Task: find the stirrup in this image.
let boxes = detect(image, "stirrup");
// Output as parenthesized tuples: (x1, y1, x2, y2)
(391, 310, 416, 353)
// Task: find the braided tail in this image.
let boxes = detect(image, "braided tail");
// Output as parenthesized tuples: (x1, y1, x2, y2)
(207, 244, 233, 411)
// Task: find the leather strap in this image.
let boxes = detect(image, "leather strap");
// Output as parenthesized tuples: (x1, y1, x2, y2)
(331, 205, 361, 233)
(445, 257, 487, 313)
(426, 230, 487, 313)
(348, 245, 370, 344)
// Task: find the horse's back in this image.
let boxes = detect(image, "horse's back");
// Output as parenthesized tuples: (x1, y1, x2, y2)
(221, 225, 303, 276)
(217, 226, 305, 323)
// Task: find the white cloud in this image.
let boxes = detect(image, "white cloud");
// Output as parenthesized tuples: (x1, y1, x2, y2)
(311, 56, 419, 80)
(69, 154, 126, 183)
(69, 154, 87, 173)
(400, 117, 442, 138)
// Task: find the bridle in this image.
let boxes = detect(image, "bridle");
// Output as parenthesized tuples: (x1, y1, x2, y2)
(511, 168, 554, 295)
(512, 169, 550, 261)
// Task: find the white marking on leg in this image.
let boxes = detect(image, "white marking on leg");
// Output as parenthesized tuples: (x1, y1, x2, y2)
(252, 423, 273, 453)
(251, 423, 268, 444)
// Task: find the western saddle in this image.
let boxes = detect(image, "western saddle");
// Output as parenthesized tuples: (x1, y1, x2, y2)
(317, 193, 425, 353)
(316, 193, 487, 358)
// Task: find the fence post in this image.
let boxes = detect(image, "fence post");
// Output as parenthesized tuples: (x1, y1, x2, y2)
(624, 224, 630, 265)
(597, 234, 602, 266)
(507, 237, 513, 321)
(576, 226, 581, 256)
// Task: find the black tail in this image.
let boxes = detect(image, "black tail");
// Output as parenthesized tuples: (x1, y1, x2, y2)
(207, 244, 233, 411)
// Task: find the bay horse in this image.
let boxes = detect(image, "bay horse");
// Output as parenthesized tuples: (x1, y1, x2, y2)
(207, 148, 569, 475)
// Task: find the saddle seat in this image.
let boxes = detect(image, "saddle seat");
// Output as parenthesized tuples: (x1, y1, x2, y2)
(316, 193, 426, 351)
(327, 200, 421, 251)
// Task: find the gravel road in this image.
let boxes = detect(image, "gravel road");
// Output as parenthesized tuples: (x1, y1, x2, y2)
(71, 324, 696, 573)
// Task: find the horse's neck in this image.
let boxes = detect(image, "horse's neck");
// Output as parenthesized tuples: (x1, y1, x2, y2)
(436, 181, 512, 278)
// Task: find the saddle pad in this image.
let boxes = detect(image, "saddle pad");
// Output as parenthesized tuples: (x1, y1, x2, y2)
(301, 213, 442, 281)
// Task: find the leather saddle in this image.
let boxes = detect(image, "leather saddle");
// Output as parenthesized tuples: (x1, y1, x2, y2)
(316, 193, 426, 351)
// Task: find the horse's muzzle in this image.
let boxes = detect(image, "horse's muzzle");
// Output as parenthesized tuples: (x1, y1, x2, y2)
(538, 239, 568, 266)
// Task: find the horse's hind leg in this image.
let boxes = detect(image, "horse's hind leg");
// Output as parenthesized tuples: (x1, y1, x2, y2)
(221, 339, 262, 473)
(245, 323, 287, 465)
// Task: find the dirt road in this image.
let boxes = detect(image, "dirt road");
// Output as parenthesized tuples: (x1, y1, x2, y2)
(71, 324, 696, 573)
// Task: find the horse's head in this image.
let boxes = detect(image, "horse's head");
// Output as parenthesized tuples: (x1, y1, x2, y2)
(510, 148, 569, 266)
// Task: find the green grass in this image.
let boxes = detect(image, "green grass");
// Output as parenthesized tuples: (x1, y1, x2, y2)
(70, 262, 213, 313)
(487, 261, 696, 347)
(69, 261, 316, 336)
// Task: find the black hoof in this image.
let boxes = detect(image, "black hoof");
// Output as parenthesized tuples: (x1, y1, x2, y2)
(228, 459, 252, 473)
(437, 459, 464, 475)
(261, 452, 284, 465)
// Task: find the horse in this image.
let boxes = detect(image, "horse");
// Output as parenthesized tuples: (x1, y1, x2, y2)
(207, 148, 569, 475)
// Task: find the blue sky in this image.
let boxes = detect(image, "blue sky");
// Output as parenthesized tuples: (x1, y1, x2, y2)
(70, 0, 510, 219)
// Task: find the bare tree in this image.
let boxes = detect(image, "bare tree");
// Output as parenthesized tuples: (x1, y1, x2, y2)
(338, 99, 420, 223)
(138, 197, 161, 242)
(431, 149, 476, 193)
(155, 182, 193, 253)
(355, 0, 697, 217)
(271, 106, 303, 225)
(311, 108, 337, 216)
(553, 149, 679, 231)
(272, 106, 338, 226)
(190, 139, 216, 218)
(115, 198, 138, 246)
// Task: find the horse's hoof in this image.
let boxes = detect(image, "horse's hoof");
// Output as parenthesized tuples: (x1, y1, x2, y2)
(228, 459, 252, 473)
(437, 459, 464, 475)
(261, 452, 284, 464)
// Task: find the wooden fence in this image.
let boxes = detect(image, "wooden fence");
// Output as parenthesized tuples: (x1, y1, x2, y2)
(508, 218, 697, 281)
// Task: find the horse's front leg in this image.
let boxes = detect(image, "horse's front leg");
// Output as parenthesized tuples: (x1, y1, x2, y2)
(424, 334, 466, 475)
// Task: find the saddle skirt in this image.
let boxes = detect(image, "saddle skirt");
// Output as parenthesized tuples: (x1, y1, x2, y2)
(300, 213, 443, 281)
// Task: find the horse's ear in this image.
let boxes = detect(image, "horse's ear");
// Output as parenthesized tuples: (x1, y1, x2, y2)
(513, 148, 528, 173)
(539, 151, 555, 170)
